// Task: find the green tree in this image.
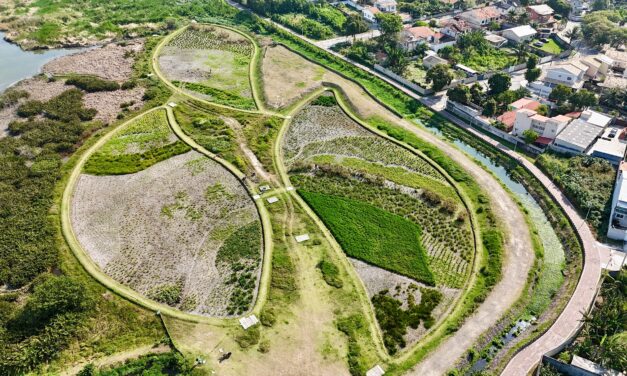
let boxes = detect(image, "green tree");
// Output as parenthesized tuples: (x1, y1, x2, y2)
(488, 72, 511, 95)
(547, 0, 571, 17)
(570, 89, 598, 109)
(447, 85, 471, 105)
(345, 14, 368, 38)
(522, 129, 539, 144)
(470, 83, 484, 105)
(376, 13, 403, 41)
(482, 98, 497, 116)
(525, 67, 541, 82)
(600, 87, 627, 110)
(426, 64, 454, 91)
(549, 84, 572, 104)
(384, 44, 409, 75)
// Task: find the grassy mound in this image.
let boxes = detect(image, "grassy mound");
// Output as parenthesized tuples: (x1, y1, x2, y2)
(299, 190, 435, 286)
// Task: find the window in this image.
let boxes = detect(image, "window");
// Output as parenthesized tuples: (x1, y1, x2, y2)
(567, 77, 572, 81)
(617, 214, 624, 219)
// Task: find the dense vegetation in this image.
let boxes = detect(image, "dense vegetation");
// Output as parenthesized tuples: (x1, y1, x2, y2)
(317, 259, 343, 288)
(233, 0, 346, 39)
(581, 10, 627, 48)
(3, 0, 236, 46)
(78, 352, 192, 375)
(561, 270, 626, 371)
(66, 76, 120, 92)
(84, 109, 191, 175)
(299, 190, 435, 286)
(373, 287, 443, 354)
(438, 32, 518, 73)
(536, 154, 615, 237)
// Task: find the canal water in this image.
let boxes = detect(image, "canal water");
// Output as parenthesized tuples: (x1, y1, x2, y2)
(418, 122, 565, 374)
(0, 32, 82, 93)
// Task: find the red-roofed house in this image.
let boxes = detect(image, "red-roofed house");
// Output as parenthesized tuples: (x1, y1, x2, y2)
(509, 97, 541, 111)
(458, 6, 502, 28)
(440, 18, 472, 39)
(400, 26, 455, 51)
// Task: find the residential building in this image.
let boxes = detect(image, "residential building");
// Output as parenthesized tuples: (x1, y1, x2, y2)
(399, 12, 413, 24)
(607, 162, 627, 241)
(495, 0, 519, 16)
(400, 26, 455, 52)
(501, 25, 537, 44)
(528, 61, 588, 97)
(439, 18, 472, 39)
(509, 97, 542, 111)
(422, 54, 449, 69)
(374, 0, 397, 13)
(581, 55, 615, 80)
(605, 48, 627, 74)
(512, 108, 571, 139)
(458, 6, 502, 28)
(551, 110, 612, 154)
(362, 6, 380, 22)
(485, 33, 507, 48)
(527, 4, 555, 25)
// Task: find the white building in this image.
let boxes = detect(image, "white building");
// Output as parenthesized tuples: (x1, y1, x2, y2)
(608, 162, 627, 241)
(551, 110, 613, 154)
(362, 6, 381, 22)
(512, 109, 571, 139)
(422, 54, 449, 69)
(501, 25, 537, 44)
(581, 55, 615, 80)
(375, 0, 397, 13)
(528, 61, 588, 96)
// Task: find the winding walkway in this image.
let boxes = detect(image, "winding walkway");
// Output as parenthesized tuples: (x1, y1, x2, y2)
(227, 10, 603, 373)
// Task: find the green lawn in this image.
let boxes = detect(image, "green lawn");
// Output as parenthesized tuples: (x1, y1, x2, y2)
(404, 64, 428, 85)
(530, 38, 564, 55)
(298, 190, 435, 285)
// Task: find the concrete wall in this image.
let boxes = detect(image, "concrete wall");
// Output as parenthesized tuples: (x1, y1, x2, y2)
(542, 356, 600, 376)
(374, 64, 434, 95)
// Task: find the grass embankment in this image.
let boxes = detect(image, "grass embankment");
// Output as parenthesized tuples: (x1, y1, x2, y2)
(84, 108, 190, 175)
(299, 191, 435, 286)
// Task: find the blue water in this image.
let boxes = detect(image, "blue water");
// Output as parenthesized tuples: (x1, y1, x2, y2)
(0, 32, 82, 93)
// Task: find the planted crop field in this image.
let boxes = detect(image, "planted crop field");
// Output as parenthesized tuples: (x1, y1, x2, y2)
(84, 108, 190, 175)
(159, 25, 255, 109)
(72, 151, 263, 316)
(283, 101, 474, 290)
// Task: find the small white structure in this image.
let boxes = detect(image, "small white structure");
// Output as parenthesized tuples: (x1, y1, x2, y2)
(286, 186, 294, 191)
(366, 365, 385, 376)
(422, 54, 448, 69)
(239, 315, 259, 329)
(502, 25, 537, 44)
(259, 185, 271, 192)
(252, 194, 261, 200)
(168, 102, 177, 108)
(267, 196, 279, 204)
(484, 33, 507, 48)
(295, 234, 310, 243)
(374, 0, 397, 13)
(362, 6, 380, 23)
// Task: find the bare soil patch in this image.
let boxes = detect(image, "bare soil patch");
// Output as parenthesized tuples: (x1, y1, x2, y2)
(43, 41, 144, 82)
(83, 87, 144, 124)
(71, 151, 262, 316)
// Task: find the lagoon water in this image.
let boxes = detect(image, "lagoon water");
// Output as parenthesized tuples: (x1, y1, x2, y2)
(0, 32, 81, 93)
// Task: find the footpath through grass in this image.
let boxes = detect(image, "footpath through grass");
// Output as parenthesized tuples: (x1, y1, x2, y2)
(299, 190, 435, 286)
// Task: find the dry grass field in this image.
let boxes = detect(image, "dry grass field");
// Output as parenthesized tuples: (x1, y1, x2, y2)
(72, 151, 262, 316)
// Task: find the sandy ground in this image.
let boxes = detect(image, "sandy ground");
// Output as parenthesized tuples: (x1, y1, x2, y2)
(43, 41, 144, 82)
(71, 151, 262, 316)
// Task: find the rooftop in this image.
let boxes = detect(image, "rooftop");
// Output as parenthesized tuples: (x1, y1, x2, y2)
(404, 26, 436, 40)
(510, 97, 541, 110)
(580, 109, 612, 127)
(423, 54, 448, 65)
(606, 48, 627, 63)
(555, 118, 604, 150)
(485, 34, 507, 44)
(503, 25, 537, 38)
(497, 111, 517, 128)
(528, 4, 554, 15)
(588, 138, 627, 160)
(462, 6, 501, 21)
(365, 5, 381, 14)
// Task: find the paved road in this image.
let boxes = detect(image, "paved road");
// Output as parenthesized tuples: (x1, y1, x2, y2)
(222, 3, 603, 373)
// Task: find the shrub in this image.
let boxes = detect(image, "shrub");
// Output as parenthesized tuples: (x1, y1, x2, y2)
(316, 259, 343, 288)
(310, 95, 337, 107)
(147, 283, 182, 306)
(66, 76, 120, 92)
(235, 326, 260, 349)
(260, 308, 276, 327)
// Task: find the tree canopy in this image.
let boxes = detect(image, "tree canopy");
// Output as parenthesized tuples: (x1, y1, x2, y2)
(426, 64, 454, 91)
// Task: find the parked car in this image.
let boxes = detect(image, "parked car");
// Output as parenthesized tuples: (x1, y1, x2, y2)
(540, 38, 549, 43)
(534, 41, 544, 47)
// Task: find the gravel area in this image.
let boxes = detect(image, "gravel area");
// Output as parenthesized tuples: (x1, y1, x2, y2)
(83, 87, 144, 124)
(71, 151, 262, 316)
(43, 41, 144, 82)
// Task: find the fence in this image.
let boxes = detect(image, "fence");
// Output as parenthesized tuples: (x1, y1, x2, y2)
(374, 64, 433, 95)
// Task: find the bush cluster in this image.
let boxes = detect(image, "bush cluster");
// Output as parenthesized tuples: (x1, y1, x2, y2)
(66, 76, 120, 92)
